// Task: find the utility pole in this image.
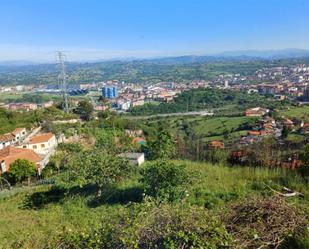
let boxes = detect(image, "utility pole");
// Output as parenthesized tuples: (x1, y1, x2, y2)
(57, 51, 69, 113)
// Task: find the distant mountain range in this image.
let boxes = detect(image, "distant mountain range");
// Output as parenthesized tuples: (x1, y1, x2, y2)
(1, 48, 309, 69)
(144, 49, 309, 64)
(217, 48, 309, 59)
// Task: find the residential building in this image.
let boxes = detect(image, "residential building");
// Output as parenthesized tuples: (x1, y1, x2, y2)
(245, 107, 269, 117)
(283, 118, 294, 129)
(248, 130, 267, 136)
(0, 146, 42, 173)
(125, 129, 144, 137)
(20, 133, 56, 155)
(0, 128, 27, 149)
(0, 134, 15, 150)
(9, 103, 38, 111)
(131, 99, 145, 107)
(102, 86, 118, 99)
(11, 128, 27, 143)
(208, 141, 225, 149)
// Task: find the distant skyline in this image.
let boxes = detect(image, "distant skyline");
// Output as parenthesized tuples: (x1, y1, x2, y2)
(1, 0, 309, 62)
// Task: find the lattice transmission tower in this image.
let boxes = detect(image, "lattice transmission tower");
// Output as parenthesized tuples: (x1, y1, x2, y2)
(56, 51, 69, 113)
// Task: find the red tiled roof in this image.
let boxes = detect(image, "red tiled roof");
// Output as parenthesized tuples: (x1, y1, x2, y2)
(248, 131, 261, 136)
(0, 146, 41, 171)
(29, 133, 54, 144)
(209, 140, 225, 148)
(132, 137, 146, 144)
(0, 134, 15, 142)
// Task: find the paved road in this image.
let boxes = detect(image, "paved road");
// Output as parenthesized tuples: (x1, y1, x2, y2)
(123, 110, 214, 120)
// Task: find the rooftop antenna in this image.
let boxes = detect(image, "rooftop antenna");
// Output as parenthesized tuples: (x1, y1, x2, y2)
(57, 51, 69, 113)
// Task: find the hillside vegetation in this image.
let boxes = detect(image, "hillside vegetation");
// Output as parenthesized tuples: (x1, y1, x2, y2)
(0, 160, 308, 248)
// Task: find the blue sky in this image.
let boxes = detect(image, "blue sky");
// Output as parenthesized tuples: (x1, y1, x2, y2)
(0, 0, 309, 61)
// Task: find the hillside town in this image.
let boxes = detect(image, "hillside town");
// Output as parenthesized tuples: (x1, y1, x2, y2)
(1, 63, 309, 113)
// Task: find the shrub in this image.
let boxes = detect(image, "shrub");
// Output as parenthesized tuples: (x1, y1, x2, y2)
(298, 144, 309, 181)
(146, 130, 176, 160)
(57, 202, 233, 249)
(140, 160, 188, 202)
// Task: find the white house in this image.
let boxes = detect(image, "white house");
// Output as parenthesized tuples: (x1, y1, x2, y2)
(11, 128, 27, 143)
(0, 134, 15, 150)
(0, 127, 27, 149)
(119, 153, 145, 166)
(20, 133, 56, 155)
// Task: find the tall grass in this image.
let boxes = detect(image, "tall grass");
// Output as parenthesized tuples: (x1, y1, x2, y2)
(0, 160, 307, 248)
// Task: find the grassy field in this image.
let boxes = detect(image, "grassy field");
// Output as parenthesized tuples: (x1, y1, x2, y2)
(0, 92, 62, 103)
(151, 115, 257, 142)
(192, 116, 256, 136)
(0, 160, 307, 248)
(280, 105, 309, 119)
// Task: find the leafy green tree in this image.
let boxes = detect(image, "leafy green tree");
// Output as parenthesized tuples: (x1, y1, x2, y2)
(41, 161, 58, 179)
(140, 160, 188, 201)
(66, 149, 131, 197)
(9, 159, 37, 186)
(299, 144, 309, 180)
(281, 126, 290, 139)
(147, 130, 176, 160)
(74, 100, 93, 121)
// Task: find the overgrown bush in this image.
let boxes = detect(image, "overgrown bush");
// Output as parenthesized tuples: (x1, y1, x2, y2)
(57, 202, 233, 249)
(298, 144, 309, 181)
(146, 129, 176, 160)
(140, 160, 188, 202)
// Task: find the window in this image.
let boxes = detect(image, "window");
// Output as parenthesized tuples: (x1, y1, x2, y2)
(41, 144, 45, 148)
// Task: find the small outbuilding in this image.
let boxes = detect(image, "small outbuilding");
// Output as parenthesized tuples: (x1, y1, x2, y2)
(119, 152, 145, 166)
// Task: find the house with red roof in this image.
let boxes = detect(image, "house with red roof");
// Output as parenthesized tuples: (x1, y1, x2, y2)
(245, 107, 269, 117)
(208, 141, 225, 149)
(0, 128, 27, 149)
(19, 133, 56, 155)
(0, 146, 42, 173)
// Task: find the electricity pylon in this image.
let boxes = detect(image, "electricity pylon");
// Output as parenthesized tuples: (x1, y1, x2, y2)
(57, 51, 69, 113)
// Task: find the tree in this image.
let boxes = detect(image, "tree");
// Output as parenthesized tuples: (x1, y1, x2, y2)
(9, 159, 37, 186)
(245, 137, 279, 167)
(205, 148, 228, 164)
(146, 129, 176, 160)
(299, 144, 309, 180)
(281, 126, 290, 139)
(74, 100, 93, 121)
(140, 160, 188, 201)
(66, 149, 131, 197)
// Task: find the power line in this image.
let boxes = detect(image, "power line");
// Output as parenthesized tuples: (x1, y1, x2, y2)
(56, 51, 69, 113)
